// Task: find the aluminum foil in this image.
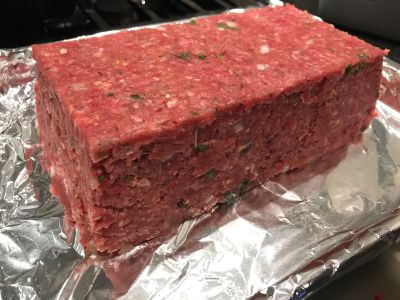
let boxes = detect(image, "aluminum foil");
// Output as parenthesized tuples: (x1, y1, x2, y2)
(1, 30, 400, 300)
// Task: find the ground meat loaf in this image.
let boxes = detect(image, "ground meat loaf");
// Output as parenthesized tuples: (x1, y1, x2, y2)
(32, 4, 386, 253)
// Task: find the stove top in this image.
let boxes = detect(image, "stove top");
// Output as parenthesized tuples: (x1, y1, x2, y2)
(0, 0, 269, 48)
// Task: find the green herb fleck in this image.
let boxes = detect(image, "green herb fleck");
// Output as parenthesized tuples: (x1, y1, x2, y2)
(224, 192, 238, 205)
(358, 52, 370, 61)
(216, 22, 236, 30)
(205, 169, 215, 178)
(353, 62, 366, 73)
(130, 94, 143, 100)
(198, 53, 206, 60)
(191, 111, 199, 116)
(175, 51, 192, 61)
(98, 174, 106, 182)
(195, 143, 209, 153)
(106, 92, 114, 97)
(177, 199, 189, 208)
(215, 53, 225, 58)
(189, 19, 197, 25)
(239, 179, 250, 196)
(344, 64, 352, 76)
(96, 150, 108, 159)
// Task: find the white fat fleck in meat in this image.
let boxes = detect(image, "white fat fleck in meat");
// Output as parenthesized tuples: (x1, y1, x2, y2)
(291, 50, 302, 60)
(187, 91, 194, 97)
(140, 42, 153, 48)
(153, 77, 160, 81)
(281, 165, 290, 173)
(256, 64, 267, 71)
(234, 123, 244, 133)
(137, 178, 150, 187)
(166, 99, 177, 108)
(50, 165, 56, 177)
(273, 32, 281, 43)
(93, 48, 104, 58)
(88, 176, 99, 189)
(259, 44, 270, 54)
(204, 195, 214, 205)
(226, 21, 237, 28)
(305, 39, 314, 47)
(133, 116, 143, 123)
(165, 93, 171, 99)
(93, 81, 111, 88)
(59, 48, 68, 54)
(71, 82, 88, 91)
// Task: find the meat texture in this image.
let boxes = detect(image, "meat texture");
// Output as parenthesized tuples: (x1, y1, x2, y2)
(32, 4, 386, 253)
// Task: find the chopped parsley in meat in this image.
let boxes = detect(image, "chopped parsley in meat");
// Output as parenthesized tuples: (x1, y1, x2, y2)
(177, 199, 189, 208)
(224, 192, 238, 205)
(223, 179, 250, 205)
(96, 150, 108, 160)
(239, 179, 250, 196)
(195, 143, 208, 153)
(175, 52, 192, 61)
(344, 64, 352, 75)
(345, 59, 368, 75)
(198, 53, 206, 60)
(106, 92, 114, 97)
(130, 94, 143, 100)
(205, 169, 216, 178)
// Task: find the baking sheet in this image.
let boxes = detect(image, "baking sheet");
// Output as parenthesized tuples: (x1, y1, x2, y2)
(1, 20, 400, 300)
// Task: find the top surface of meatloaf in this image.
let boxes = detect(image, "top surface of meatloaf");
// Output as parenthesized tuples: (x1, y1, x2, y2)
(32, 4, 386, 162)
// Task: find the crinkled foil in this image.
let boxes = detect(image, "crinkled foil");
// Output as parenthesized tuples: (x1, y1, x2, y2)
(1, 29, 400, 300)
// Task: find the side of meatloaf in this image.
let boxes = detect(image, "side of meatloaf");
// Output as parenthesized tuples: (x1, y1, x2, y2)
(32, 4, 386, 253)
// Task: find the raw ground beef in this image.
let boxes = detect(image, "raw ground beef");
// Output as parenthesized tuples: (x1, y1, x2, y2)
(32, 4, 386, 253)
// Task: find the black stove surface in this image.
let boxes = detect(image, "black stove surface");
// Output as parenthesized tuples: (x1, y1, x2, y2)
(0, 0, 269, 48)
(1, 0, 399, 63)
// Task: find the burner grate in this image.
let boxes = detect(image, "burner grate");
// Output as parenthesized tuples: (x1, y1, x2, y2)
(0, 0, 270, 47)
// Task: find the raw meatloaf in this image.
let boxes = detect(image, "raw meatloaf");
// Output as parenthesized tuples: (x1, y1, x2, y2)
(32, 4, 386, 253)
